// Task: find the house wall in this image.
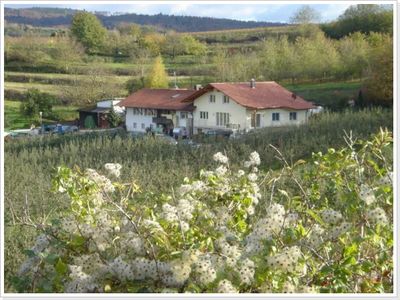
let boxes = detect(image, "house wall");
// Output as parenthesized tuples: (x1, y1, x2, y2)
(192, 91, 247, 132)
(125, 108, 156, 132)
(246, 109, 308, 128)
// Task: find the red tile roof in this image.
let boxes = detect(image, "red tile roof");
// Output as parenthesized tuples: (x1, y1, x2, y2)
(118, 89, 196, 111)
(183, 82, 315, 110)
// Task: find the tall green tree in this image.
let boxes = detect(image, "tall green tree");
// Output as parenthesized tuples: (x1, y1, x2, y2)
(364, 33, 393, 106)
(145, 56, 169, 88)
(321, 4, 393, 39)
(20, 89, 56, 118)
(70, 12, 107, 53)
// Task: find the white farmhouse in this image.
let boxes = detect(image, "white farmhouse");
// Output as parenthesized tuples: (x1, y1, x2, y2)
(120, 80, 316, 136)
(118, 89, 197, 135)
(183, 80, 315, 134)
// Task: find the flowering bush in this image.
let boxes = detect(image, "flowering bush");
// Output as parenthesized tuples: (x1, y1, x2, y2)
(12, 130, 393, 293)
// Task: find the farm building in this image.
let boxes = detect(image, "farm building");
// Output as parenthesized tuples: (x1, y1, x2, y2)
(78, 99, 125, 129)
(118, 89, 197, 135)
(120, 80, 315, 136)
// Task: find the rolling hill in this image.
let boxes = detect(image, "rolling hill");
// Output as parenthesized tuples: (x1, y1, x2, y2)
(5, 7, 287, 32)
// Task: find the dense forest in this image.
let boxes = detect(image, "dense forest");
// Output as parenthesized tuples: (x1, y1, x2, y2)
(4, 7, 285, 32)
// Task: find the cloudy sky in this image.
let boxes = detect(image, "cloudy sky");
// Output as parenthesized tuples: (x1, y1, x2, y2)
(5, 2, 357, 23)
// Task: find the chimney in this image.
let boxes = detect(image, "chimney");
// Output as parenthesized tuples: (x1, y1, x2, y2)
(195, 84, 202, 91)
(250, 78, 256, 89)
(291, 93, 297, 100)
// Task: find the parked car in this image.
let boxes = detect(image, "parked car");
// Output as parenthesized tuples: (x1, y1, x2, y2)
(52, 124, 79, 134)
(173, 127, 188, 139)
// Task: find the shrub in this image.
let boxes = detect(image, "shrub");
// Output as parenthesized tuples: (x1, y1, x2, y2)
(12, 129, 393, 293)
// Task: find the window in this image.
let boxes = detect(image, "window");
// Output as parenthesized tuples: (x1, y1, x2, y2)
(272, 112, 280, 121)
(133, 123, 137, 129)
(141, 123, 145, 129)
(251, 113, 261, 128)
(180, 112, 187, 119)
(145, 109, 156, 116)
(200, 111, 208, 119)
(216, 112, 230, 126)
(289, 112, 297, 120)
(133, 108, 144, 115)
(223, 95, 229, 104)
(209, 94, 216, 103)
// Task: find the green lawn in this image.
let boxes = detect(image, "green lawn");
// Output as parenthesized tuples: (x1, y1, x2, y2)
(4, 100, 80, 130)
(282, 81, 362, 109)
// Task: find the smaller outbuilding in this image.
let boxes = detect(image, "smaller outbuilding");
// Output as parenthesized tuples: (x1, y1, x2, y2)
(78, 98, 125, 129)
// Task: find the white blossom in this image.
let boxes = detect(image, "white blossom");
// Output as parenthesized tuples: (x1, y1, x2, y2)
(213, 152, 229, 164)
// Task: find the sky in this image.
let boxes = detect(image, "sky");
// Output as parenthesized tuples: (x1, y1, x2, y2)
(4, 2, 356, 23)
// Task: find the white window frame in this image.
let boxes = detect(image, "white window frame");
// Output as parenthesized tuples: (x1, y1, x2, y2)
(223, 95, 229, 104)
(180, 112, 187, 119)
(289, 112, 297, 121)
(141, 123, 145, 129)
(216, 112, 230, 126)
(133, 122, 137, 129)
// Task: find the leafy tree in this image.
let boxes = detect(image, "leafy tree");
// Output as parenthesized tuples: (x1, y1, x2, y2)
(61, 68, 119, 105)
(125, 78, 145, 94)
(107, 107, 122, 128)
(337, 32, 369, 80)
(363, 34, 393, 106)
(70, 11, 107, 53)
(144, 56, 169, 88)
(321, 4, 393, 39)
(20, 89, 56, 119)
(290, 5, 321, 24)
(49, 36, 85, 72)
(142, 33, 166, 56)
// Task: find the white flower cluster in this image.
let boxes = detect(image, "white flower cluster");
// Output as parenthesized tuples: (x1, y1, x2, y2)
(366, 207, 388, 225)
(359, 184, 376, 205)
(217, 238, 241, 267)
(244, 151, 261, 168)
(321, 209, 343, 225)
(178, 180, 207, 195)
(213, 152, 229, 164)
(238, 258, 255, 285)
(378, 171, 393, 186)
(161, 199, 195, 227)
(65, 265, 100, 293)
(244, 203, 285, 255)
(307, 224, 325, 248)
(266, 246, 302, 273)
(217, 279, 238, 293)
(104, 163, 122, 178)
(85, 168, 115, 193)
(326, 222, 352, 240)
(215, 165, 228, 177)
(121, 232, 145, 256)
(193, 256, 217, 286)
(73, 253, 105, 275)
(248, 173, 258, 182)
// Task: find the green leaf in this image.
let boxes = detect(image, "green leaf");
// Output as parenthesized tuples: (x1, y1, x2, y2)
(70, 235, 85, 247)
(23, 249, 36, 258)
(55, 258, 68, 275)
(343, 243, 358, 257)
(306, 209, 324, 225)
(45, 253, 59, 264)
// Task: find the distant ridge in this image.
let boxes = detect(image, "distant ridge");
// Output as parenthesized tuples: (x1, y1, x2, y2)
(4, 7, 287, 32)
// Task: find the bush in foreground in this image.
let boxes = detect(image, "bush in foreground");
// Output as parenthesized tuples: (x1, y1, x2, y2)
(12, 129, 393, 293)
